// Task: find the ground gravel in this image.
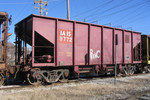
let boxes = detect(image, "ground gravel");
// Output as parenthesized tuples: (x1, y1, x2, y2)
(0, 73, 150, 100)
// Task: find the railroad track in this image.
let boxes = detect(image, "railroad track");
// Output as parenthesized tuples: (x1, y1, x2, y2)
(0, 85, 39, 91)
(0, 78, 88, 91)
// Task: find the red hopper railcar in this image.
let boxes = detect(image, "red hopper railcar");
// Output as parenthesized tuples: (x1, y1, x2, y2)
(15, 14, 141, 85)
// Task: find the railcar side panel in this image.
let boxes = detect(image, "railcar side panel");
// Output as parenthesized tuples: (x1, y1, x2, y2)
(34, 18, 55, 44)
(89, 26, 101, 65)
(74, 23, 88, 65)
(103, 28, 113, 64)
(57, 21, 73, 66)
(33, 17, 56, 66)
(114, 30, 123, 64)
(124, 31, 132, 64)
(133, 32, 141, 62)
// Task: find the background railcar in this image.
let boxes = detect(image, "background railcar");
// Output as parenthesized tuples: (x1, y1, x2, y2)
(142, 35, 150, 72)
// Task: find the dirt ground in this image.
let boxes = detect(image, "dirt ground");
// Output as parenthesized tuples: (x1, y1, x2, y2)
(0, 73, 150, 100)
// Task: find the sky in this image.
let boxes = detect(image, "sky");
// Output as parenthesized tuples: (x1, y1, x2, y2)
(0, 0, 150, 43)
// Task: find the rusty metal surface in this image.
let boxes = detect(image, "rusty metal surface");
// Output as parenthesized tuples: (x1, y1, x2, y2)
(0, 63, 6, 70)
(0, 12, 7, 24)
(0, 12, 8, 70)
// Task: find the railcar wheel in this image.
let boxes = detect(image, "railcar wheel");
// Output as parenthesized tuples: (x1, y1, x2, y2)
(128, 66, 135, 76)
(59, 69, 69, 82)
(143, 66, 150, 73)
(122, 66, 128, 76)
(147, 66, 150, 73)
(27, 68, 42, 85)
(0, 74, 4, 86)
(122, 65, 135, 76)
